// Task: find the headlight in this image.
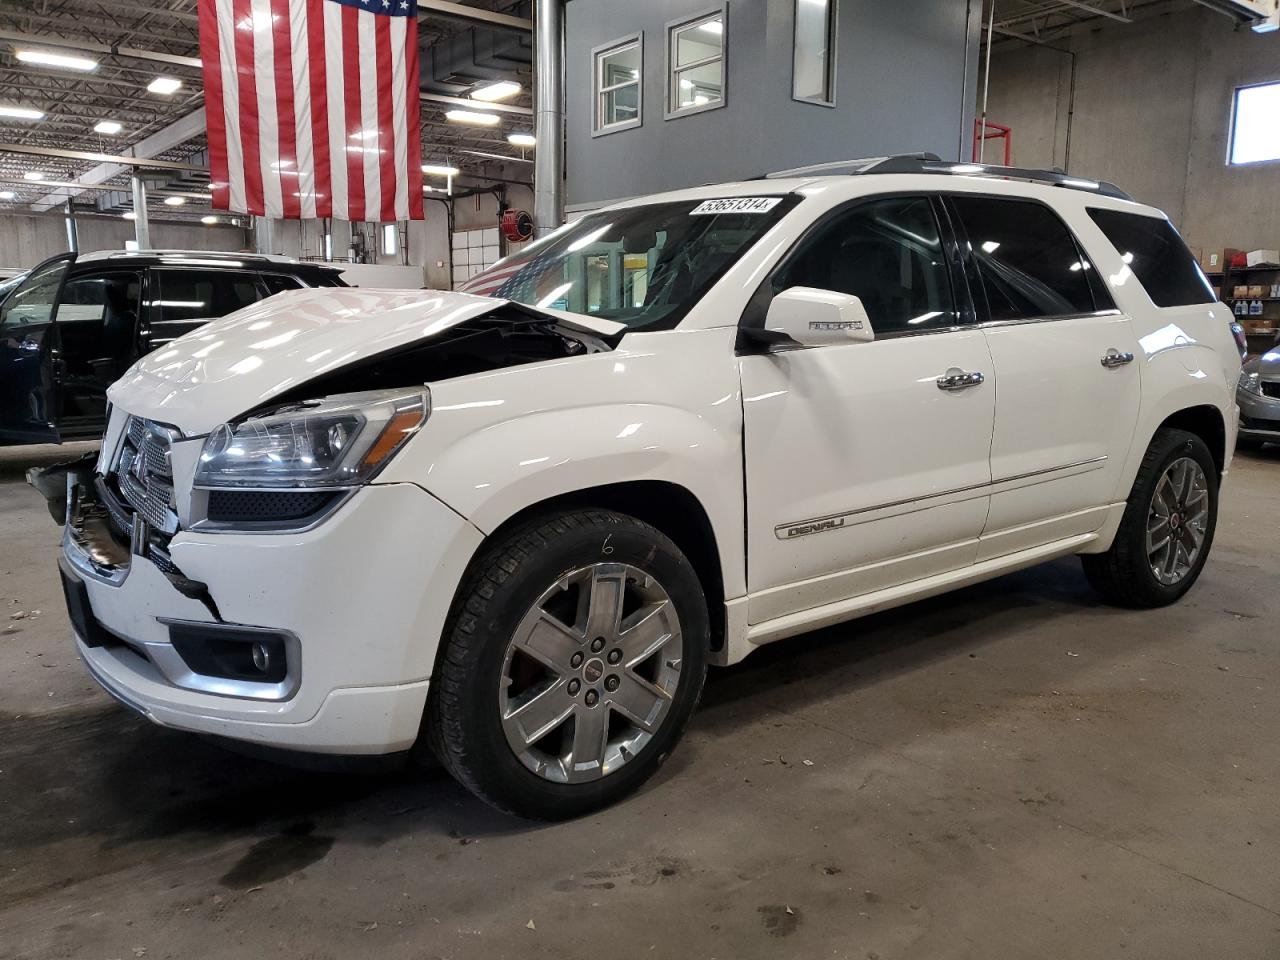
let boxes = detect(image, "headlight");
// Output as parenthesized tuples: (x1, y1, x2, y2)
(194, 388, 429, 489)
(1238, 370, 1263, 396)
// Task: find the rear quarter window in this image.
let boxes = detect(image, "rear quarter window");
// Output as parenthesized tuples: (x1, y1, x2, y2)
(1086, 208, 1215, 308)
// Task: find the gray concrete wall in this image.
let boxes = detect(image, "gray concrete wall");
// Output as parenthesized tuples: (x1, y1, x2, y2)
(565, 0, 981, 207)
(0, 214, 249, 272)
(985, 7, 1280, 254)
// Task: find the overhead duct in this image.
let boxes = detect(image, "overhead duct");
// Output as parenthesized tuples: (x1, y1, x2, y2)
(1191, 0, 1280, 32)
(422, 3, 533, 96)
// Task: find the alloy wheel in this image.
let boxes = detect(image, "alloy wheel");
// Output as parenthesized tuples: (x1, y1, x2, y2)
(498, 562, 684, 784)
(1146, 456, 1209, 586)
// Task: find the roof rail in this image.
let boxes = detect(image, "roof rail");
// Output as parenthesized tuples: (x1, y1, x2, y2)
(764, 154, 1133, 202)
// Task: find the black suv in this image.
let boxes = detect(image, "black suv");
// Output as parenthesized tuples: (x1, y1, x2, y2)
(0, 250, 346, 445)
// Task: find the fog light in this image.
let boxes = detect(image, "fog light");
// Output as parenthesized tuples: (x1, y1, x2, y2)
(252, 641, 271, 673)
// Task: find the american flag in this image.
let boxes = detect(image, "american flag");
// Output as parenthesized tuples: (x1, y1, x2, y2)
(460, 248, 567, 300)
(197, 0, 425, 221)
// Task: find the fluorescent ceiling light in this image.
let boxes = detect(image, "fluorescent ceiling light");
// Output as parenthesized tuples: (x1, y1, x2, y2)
(0, 191, 14, 200)
(147, 76, 182, 95)
(0, 105, 44, 120)
(422, 163, 460, 176)
(162, 195, 185, 206)
(445, 109, 501, 127)
(22, 171, 45, 180)
(93, 120, 123, 135)
(17, 49, 98, 71)
(470, 80, 521, 102)
(122, 211, 136, 220)
(201, 215, 218, 225)
(506, 132, 537, 147)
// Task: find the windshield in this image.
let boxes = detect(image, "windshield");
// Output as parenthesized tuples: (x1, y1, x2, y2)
(460, 196, 798, 330)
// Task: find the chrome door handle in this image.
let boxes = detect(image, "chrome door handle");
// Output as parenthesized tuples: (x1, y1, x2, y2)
(936, 369, 985, 392)
(1100, 350, 1135, 368)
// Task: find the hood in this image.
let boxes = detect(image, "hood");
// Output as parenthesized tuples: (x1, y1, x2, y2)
(108, 288, 622, 435)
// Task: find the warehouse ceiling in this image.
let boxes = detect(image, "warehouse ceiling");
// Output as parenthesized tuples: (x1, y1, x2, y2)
(0, 0, 533, 221)
(985, 0, 1267, 45)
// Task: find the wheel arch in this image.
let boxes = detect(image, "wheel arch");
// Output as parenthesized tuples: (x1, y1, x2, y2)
(1157, 404, 1227, 476)
(475, 480, 728, 654)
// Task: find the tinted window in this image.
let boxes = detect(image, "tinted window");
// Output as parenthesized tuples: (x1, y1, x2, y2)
(772, 196, 958, 335)
(260, 273, 304, 295)
(155, 270, 263, 326)
(950, 195, 1098, 322)
(1087, 208, 1215, 308)
(0, 258, 69, 334)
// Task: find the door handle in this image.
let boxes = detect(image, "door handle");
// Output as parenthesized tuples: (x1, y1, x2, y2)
(936, 369, 985, 392)
(1100, 350, 1135, 368)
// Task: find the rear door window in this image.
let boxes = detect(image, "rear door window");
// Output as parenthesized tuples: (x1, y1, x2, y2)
(154, 269, 263, 325)
(259, 273, 305, 296)
(1086, 208, 1215, 308)
(948, 195, 1101, 322)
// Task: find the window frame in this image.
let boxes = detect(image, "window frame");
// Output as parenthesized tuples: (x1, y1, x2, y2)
(940, 192, 1118, 328)
(792, 0, 838, 108)
(665, 5, 728, 121)
(738, 192, 977, 343)
(1228, 80, 1280, 167)
(592, 33, 644, 137)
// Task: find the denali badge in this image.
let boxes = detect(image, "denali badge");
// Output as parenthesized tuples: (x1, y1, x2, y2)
(783, 517, 847, 539)
(810, 320, 864, 331)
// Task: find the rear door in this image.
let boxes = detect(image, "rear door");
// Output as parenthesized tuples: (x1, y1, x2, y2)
(50, 269, 143, 439)
(0, 254, 74, 443)
(945, 193, 1142, 559)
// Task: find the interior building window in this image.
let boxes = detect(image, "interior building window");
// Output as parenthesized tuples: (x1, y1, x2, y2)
(594, 36, 642, 134)
(1230, 81, 1280, 165)
(793, 0, 837, 105)
(668, 9, 725, 116)
(382, 223, 398, 256)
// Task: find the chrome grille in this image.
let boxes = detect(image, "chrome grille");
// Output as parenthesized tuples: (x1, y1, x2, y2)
(112, 416, 180, 536)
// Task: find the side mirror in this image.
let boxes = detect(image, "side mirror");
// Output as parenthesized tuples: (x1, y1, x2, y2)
(762, 287, 875, 349)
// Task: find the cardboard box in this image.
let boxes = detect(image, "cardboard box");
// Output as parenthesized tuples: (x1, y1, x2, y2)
(1248, 285, 1267, 298)
(1246, 249, 1280, 268)
(1234, 285, 1252, 299)
(1199, 249, 1223, 273)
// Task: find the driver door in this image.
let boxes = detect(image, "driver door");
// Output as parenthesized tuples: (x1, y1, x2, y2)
(0, 254, 74, 444)
(740, 195, 996, 626)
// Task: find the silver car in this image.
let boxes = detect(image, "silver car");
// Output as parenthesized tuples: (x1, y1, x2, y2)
(1237, 345, 1280, 448)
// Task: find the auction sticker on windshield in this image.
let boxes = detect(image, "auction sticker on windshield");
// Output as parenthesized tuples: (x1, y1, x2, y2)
(690, 197, 784, 216)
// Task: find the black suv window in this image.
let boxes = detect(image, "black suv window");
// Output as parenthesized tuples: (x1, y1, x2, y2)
(1087, 208, 1214, 308)
(259, 273, 305, 296)
(773, 196, 958, 336)
(56, 272, 141, 363)
(949, 195, 1100, 322)
(154, 269, 263, 326)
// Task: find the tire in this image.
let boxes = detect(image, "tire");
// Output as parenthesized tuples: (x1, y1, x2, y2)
(1082, 428, 1219, 608)
(423, 509, 709, 820)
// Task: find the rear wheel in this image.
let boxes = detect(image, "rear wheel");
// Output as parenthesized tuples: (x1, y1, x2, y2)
(1082, 428, 1218, 608)
(425, 510, 709, 820)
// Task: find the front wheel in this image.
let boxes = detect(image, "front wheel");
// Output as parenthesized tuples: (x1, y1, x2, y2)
(424, 510, 709, 820)
(1082, 428, 1219, 608)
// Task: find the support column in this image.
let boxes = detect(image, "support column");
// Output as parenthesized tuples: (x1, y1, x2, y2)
(63, 201, 78, 253)
(533, 0, 564, 237)
(253, 216, 277, 255)
(130, 174, 151, 249)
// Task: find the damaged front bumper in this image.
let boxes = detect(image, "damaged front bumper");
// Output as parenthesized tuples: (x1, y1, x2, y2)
(42, 461, 485, 755)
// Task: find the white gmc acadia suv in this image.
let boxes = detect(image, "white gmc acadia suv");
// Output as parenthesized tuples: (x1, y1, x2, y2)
(41, 157, 1241, 819)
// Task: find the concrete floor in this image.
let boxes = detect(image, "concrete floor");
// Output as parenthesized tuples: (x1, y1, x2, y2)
(1, 443, 1278, 960)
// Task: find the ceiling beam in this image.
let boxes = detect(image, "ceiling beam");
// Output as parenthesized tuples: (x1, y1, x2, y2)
(0, 29, 202, 68)
(1050, 0, 1133, 22)
(419, 1, 533, 32)
(421, 91, 532, 115)
(0, 142, 205, 171)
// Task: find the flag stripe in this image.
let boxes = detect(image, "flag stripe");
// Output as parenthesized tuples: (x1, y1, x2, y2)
(341, 3, 365, 223)
(322, 0, 348, 219)
(305, 0, 332, 218)
(271, 0, 301, 218)
(375, 14, 397, 223)
(358, 11, 380, 225)
(288, 0, 316, 218)
(197, 0, 231, 211)
(405, 16, 423, 220)
(251, 0, 283, 217)
(232, 0, 264, 215)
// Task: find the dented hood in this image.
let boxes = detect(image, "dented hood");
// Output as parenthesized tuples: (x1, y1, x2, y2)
(108, 287, 620, 436)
